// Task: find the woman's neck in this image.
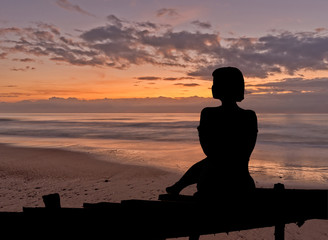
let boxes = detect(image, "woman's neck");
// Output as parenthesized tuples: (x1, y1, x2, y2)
(221, 100, 238, 109)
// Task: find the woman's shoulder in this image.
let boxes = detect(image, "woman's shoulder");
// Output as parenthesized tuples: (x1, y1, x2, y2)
(200, 106, 222, 118)
(240, 109, 258, 130)
(238, 108, 257, 123)
(201, 106, 222, 113)
(241, 108, 257, 116)
(201, 107, 256, 115)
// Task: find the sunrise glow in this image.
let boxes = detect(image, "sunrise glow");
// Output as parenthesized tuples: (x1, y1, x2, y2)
(0, 0, 328, 112)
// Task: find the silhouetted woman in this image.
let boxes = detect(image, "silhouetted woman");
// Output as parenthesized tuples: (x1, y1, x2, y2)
(166, 67, 257, 198)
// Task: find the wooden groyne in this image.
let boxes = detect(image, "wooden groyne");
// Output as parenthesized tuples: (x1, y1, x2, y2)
(0, 184, 327, 240)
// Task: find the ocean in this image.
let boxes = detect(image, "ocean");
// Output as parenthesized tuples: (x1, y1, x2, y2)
(0, 113, 327, 189)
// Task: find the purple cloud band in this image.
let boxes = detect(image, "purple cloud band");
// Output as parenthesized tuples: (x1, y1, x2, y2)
(1, 15, 328, 80)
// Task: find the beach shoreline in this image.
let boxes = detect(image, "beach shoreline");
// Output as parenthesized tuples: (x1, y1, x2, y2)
(0, 143, 327, 240)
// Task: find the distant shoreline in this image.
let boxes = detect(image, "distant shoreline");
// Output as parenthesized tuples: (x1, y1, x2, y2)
(1, 96, 328, 113)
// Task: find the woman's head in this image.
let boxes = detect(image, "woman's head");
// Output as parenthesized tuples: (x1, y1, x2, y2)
(211, 67, 245, 102)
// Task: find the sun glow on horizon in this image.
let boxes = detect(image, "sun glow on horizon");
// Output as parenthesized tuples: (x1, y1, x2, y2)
(1, 0, 328, 109)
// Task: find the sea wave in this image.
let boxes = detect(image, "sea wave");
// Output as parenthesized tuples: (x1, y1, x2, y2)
(0, 115, 199, 142)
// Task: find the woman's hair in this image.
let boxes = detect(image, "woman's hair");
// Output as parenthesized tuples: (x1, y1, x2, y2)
(212, 67, 245, 102)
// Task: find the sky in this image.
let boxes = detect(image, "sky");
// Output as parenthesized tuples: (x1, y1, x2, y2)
(1, 0, 328, 112)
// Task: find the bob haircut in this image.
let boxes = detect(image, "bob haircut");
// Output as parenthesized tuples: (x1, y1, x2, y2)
(212, 67, 245, 102)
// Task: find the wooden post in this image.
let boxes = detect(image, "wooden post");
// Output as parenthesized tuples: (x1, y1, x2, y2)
(275, 223, 285, 240)
(189, 234, 200, 240)
(42, 193, 61, 209)
(274, 183, 285, 240)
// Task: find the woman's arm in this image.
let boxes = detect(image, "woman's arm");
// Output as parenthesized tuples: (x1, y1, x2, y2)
(197, 108, 212, 157)
(244, 110, 258, 158)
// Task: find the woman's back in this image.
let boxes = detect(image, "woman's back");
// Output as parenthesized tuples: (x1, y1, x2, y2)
(197, 106, 257, 194)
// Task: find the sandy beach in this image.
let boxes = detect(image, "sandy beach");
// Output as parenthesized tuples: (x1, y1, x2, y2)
(0, 143, 327, 240)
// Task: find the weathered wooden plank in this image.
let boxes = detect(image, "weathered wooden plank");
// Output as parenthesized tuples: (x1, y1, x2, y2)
(0, 186, 327, 240)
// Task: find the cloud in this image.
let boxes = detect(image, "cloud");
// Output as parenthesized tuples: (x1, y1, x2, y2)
(241, 91, 328, 113)
(136, 76, 196, 81)
(55, 0, 95, 17)
(0, 27, 21, 35)
(2, 15, 328, 79)
(315, 27, 327, 33)
(79, 16, 220, 69)
(106, 14, 124, 27)
(156, 8, 179, 18)
(0, 94, 327, 113)
(0, 52, 7, 59)
(191, 20, 212, 29)
(36, 22, 60, 35)
(134, 75, 201, 88)
(0, 92, 30, 98)
(254, 32, 328, 75)
(79, 20, 328, 79)
(163, 77, 179, 81)
(13, 58, 35, 62)
(188, 30, 328, 79)
(248, 77, 328, 94)
(79, 19, 156, 68)
(163, 77, 195, 81)
(0, 23, 101, 67)
(137, 76, 162, 80)
(0, 97, 213, 113)
(174, 83, 200, 87)
(10, 66, 35, 71)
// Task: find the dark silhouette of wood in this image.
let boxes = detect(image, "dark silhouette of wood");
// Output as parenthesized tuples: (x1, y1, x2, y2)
(42, 193, 61, 209)
(274, 183, 285, 240)
(0, 185, 327, 240)
(275, 223, 285, 240)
